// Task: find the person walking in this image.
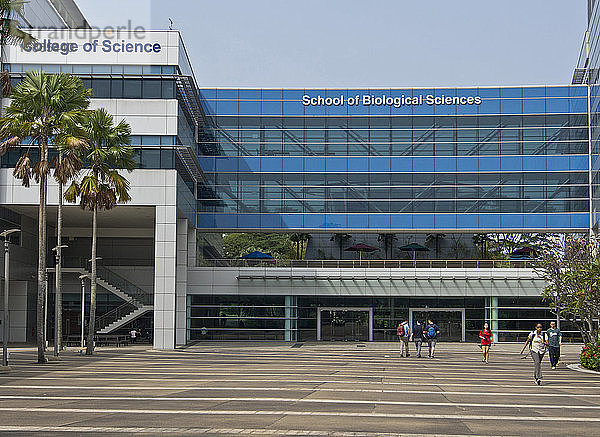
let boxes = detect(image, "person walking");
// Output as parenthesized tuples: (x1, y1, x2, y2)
(397, 320, 411, 357)
(412, 320, 424, 358)
(130, 328, 137, 344)
(520, 323, 548, 385)
(547, 321, 562, 369)
(479, 322, 494, 364)
(425, 319, 440, 358)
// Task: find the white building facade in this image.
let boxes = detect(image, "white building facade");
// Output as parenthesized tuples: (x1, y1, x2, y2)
(1, 5, 201, 348)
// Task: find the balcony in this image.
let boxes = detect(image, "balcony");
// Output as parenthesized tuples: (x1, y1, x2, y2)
(197, 259, 536, 269)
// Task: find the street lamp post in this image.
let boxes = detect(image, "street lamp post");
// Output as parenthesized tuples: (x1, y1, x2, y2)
(78, 274, 88, 349)
(1, 229, 20, 367)
(51, 244, 68, 356)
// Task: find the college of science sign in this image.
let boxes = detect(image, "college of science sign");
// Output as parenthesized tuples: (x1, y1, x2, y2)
(22, 39, 162, 55)
(5, 30, 174, 65)
(303, 93, 482, 108)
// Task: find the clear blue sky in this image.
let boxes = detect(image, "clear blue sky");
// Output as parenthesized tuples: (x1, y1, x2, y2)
(75, 0, 587, 88)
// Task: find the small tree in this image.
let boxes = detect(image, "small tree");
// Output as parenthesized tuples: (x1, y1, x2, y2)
(65, 108, 134, 355)
(536, 236, 600, 347)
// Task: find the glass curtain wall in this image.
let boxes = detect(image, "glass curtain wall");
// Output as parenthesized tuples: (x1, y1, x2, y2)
(197, 86, 589, 232)
(187, 295, 580, 342)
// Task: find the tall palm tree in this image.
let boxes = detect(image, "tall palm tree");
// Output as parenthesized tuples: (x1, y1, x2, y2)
(0, 0, 34, 96)
(330, 233, 351, 260)
(425, 233, 446, 259)
(65, 108, 134, 355)
(53, 129, 88, 355)
(299, 233, 310, 260)
(0, 71, 91, 363)
(291, 233, 311, 260)
(378, 233, 397, 259)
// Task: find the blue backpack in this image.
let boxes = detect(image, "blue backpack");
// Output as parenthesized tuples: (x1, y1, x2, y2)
(427, 325, 437, 339)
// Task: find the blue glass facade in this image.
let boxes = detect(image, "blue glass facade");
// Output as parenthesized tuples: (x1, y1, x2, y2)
(196, 86, 590, 232)
(587, 1, 600, 228)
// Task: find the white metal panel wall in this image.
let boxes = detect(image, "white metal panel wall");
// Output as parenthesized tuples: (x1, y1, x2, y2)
(5, 29, 180, 66)
(187, 267, 545, 298)
(0, 281, 28, 343)
(89, 99, 179, 136)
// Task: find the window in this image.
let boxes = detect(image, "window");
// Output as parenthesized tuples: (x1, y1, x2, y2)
(92, 79, 111, 98)
(123, 79, 142, 98)
(143, 79, 162, 98)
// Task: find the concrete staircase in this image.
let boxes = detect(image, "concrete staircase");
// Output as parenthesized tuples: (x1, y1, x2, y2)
(58, 265, 153, 333)
(98, 305, 154, 334)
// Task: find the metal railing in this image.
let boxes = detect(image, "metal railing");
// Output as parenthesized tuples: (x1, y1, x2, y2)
(95, 265, 153, 306)
(62, 256, 153, 331)
(62, 256, 153, 306)
(95, 301, 138, 332)
(197, 259, 536, 269)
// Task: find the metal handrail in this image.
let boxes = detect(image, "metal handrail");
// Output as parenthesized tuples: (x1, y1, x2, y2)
(95, 265, 153, 306)
(62, 256, 153, 306)
(196, 259, 536, 269)
(95, 301, 137, 331)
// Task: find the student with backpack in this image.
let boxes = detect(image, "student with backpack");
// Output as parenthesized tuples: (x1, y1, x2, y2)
(397, 320, 411, 357)
(478, 322, 494, 364)
(412, 320, 424, 358)
(520, 323, 548, 385)
(424, 319, 440, 358)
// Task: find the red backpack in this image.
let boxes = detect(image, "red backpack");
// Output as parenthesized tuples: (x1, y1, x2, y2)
(397, 324, 404, 336)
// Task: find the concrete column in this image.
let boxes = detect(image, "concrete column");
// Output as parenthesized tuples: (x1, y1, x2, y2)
(153, 204, 177, 350)
(186, 295, 191, 343)
(175, 218, 188, 347)
(0, 281, 28, 343)
(185, 227, 196, 344)
(489, 296, 499, 343)
(284, 296, 297, 342)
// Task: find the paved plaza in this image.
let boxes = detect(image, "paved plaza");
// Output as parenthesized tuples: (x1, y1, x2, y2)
(0, 342, 598, 436)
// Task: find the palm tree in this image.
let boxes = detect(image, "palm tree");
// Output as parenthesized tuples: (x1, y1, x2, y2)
(425, 233, 446, 259)
(330, 233, 351, 260)
(299, 233, 310, 260)
(378, 233, 397, 259)
(53, 129, 88, 355)
(290, 233, 310, 260)
(0, 71, 91, 363)
(0, 0, 34, 96)
(65, 108, 134, 355)
(290, 233, 301, 260)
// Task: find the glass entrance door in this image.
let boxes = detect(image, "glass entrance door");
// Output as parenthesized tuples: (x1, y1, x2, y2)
(411, 309, 464, 342)
(320, 309, 370, 341)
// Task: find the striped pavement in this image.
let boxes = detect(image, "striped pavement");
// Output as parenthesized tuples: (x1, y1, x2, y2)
(0, 342, 597, 436)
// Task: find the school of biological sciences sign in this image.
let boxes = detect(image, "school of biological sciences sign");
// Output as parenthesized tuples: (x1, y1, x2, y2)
(302, 93, 482, 108)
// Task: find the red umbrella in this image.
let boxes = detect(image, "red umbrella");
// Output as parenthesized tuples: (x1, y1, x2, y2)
(344, 243, 379, 261)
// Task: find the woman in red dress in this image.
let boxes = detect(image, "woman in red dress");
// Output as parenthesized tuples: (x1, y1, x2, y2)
(479, 322, 494, 364)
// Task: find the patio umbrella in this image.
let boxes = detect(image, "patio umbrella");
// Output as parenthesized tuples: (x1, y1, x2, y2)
(344, 243, 379, 261)
(241, 251, 274, 260)
(399, 243, 429, 260)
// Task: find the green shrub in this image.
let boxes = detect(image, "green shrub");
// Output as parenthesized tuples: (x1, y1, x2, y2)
(580, 344, 600, 372)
